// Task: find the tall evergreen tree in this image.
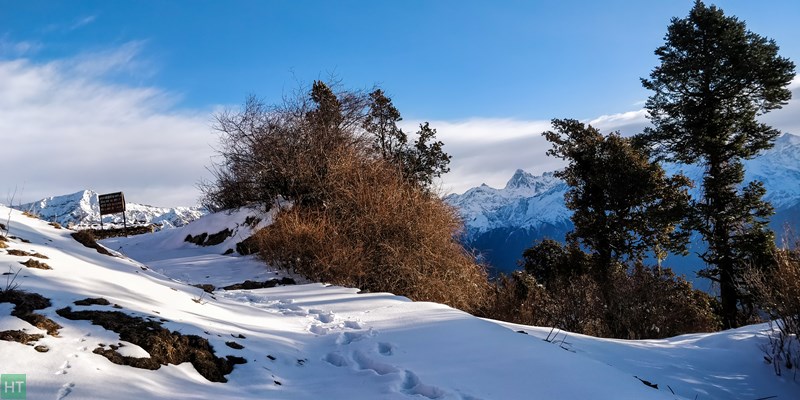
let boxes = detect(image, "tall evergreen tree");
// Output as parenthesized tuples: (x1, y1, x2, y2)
(543, 119, 692, 281)
(364, 90, 451, 189)
(639, 1, 794, 328)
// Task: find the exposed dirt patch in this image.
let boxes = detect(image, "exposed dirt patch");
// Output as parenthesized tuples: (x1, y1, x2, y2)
(83, 225, 159, 240)
(235, 235, 259, 255)
(0, 235, 8, 249)
(48, 222, 62, 229)
(34, 344, 49, 352)
(0, 289, 62, 336)
(20, 259, 52, 270)
(225, 341, 244, 350)
(6, 249, 48, 259)
(185, 228, 233, 247)
(71, 231, 114, 256)
(74, 297, 111, 306)
(222, 277, 296, 291)
(0, 329, 44, 345)
(192, 284, 215, 294)
(22, 211, 38, 219)
(56, 307, 246, 382)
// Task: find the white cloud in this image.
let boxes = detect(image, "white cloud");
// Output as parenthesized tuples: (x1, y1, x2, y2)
(425, 80, 800, 196)
(3, 43, 798, 208)
(0, 43, 214, 207)
(69, 15, 97, 31)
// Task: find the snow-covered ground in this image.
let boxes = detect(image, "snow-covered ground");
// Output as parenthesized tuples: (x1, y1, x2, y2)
(0, 204, 797, 399)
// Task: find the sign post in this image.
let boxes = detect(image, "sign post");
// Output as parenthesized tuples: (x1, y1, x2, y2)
(98, 192, 127, 235)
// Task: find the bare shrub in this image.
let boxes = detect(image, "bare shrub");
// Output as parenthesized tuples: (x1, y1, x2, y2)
(256, 151, 489, 313)
(747, 243, 800, 378)
(485, 260, 718, 339)
(605, 266, 720, 339)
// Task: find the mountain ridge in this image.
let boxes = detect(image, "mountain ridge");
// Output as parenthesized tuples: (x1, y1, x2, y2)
(447, 133, 800, 275)
(12, 189, 206, 229)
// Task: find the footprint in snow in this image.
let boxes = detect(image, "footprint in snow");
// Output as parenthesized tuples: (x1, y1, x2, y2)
(378, 342, 394, 356)
(336, 329, 374, 345)
(343, 320, 362, 329)
(309, 309, 335, 323)
(324, 352, 348, 367)
(353, 350, 398, 376)
(55, 361, 70, 375)
(400, 370, 446, 399)
(309, 324, 329, 335)
(57, 382, 75, 400)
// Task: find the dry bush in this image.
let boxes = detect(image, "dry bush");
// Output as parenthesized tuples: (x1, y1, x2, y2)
(485, 262, 718, 339)
(256, 151, 489, 313)
(747, 243, 800, 378)
(486, 272, 607, 336)
(605, 266, 720, 339)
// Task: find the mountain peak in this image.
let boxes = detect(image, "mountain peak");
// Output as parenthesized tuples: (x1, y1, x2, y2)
(505, 169, 536, 189)
(775, 132, 800, 147)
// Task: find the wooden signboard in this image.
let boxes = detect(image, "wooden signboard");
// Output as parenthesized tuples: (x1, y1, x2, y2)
(98, 192, 126, 232)
(99, 192, 126, 215)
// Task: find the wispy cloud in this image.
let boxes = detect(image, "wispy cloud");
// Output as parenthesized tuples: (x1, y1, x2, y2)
(42, 15, 98, 34)
(0, 42, 214, 207)
(69, 15, 97, 31)
(0, 37, 42, 57)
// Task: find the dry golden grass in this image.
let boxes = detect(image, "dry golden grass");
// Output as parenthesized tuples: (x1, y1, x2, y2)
(256, 149, 489, 313)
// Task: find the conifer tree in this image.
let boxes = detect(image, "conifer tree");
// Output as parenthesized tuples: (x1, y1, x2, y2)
(639, 1, 794, 328)
(543, 119, 692, 281)
(364, 90, 451, 189)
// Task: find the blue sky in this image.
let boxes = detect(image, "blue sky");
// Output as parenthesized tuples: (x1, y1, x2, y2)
(1, 1, 799, 206)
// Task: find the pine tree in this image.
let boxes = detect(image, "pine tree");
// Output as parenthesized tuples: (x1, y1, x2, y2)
(363, 90, 450, 189)
(543, 119, 692, 281)
(639, 1, 794, 328)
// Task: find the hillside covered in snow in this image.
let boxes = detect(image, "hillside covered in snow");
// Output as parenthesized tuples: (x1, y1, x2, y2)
(0, 205, 798, 399)
(14, 190, 206, 229)
(447, 133, 800, 275)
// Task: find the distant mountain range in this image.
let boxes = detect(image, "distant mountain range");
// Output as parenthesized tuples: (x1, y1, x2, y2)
(14, 190, 206, 229)
(446, 133, 800, 280)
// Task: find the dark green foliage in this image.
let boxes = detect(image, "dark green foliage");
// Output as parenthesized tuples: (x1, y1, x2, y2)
(520, 239, 590, 287)
(364, 89, 451, 189)
(543, 119, 692, 277)
(639, 1, 794, 328)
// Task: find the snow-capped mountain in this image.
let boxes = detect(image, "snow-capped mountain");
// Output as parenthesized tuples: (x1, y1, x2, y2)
(447, 133, 800, 275)
(14, 189, 207, 229)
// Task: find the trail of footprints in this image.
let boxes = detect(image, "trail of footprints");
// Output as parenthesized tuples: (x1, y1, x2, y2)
(224, 292, 483, 399)
(53, 334, 89, 399)
(309, 305, 477, 400)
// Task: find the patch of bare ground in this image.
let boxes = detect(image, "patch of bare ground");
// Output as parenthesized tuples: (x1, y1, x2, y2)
(0, 330, 44, 345)
(71, 231, 114, 256)
(20, 259, 51, 270)
(56, 307, 246, 382)
(0, 290, 61, 336)
(6, 249, 48, 259)
(222, 277, 295, 291)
